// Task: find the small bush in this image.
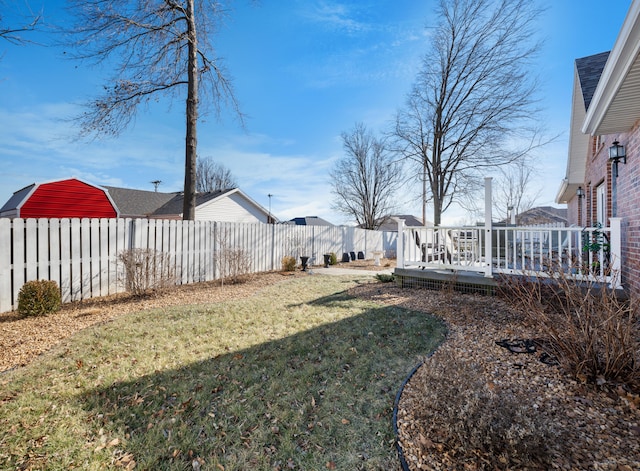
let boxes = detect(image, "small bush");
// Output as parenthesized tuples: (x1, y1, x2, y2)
(119, 249, 176, 296)
(18, 280, 62, 317)
(281, 255, 297, 272)
(499, 270, 639, 390)
(215, 228, 253, 286)
(329, 252, 338, 265)
(410, 349, 563, 468)
(375, 273, 395, 283)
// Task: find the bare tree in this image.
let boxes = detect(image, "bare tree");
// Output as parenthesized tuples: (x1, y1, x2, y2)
(196, 156, 237, 193)
(65, 0, 244, 220)
(393, 0, 545, 226)
(493, 160, 542, 223)
(1, 2, 41, 44)
(330, 123, 403, 229)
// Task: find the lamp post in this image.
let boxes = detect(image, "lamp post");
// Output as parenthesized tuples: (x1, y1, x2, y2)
(576, 186, 584, 226)
(609, 140, 626, 178)
(268, 193, 273, 224)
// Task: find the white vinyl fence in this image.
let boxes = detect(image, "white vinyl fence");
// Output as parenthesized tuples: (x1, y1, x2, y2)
(0, 218, 392, 313)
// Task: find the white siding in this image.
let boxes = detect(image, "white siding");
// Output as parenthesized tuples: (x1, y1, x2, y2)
(196, 192, 267, 223)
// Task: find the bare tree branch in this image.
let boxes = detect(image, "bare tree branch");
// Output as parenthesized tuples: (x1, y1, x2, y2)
(196, 156, 237, 192)
(330, 123, 404, 229)
(493, 159, 543, 223)
(64, 0, 246, 220)
(0, 2, 42, 45)
(393, 0, 548, 225)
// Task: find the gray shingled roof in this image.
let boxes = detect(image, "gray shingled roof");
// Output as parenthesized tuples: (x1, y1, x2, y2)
(0, 183, 35, 214)
(375, 215, 427, 231)
(576, 51, 610, 111)
(103, 186, 179, 218)
(287, 216, 334, 226)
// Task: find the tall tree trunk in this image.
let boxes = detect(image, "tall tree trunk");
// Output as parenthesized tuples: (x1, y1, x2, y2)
(183, 0, 199, 220)
(422, 157, 427, 226)
(433, 196, 442, 226)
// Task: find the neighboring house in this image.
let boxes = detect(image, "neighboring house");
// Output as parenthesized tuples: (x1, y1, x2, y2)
(0, 178, 119, 218)
(102, 186, 178, 218)
(511, 207, 568, 226)
(374, 215, 429, 231)
(286, 216, 334, 226)
(149, 188, 274, 223)
(555, 0, 640, 298)
(1, 178, 275, 224)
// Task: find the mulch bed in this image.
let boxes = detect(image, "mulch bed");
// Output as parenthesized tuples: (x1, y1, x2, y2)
(348, 282, 640, 470)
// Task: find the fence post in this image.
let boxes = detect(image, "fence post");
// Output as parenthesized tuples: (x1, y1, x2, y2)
(609, 217, 622, 289)
(0, 219, 11, 312)
(484, 177, 493, 278)
(395, 217, 405, 269)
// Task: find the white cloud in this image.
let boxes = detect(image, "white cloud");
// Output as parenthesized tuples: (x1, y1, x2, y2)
(301, 1, 369, 34)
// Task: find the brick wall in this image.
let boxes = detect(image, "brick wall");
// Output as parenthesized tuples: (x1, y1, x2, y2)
(614, 121, 640, 300)
(584, 122, 640, 300)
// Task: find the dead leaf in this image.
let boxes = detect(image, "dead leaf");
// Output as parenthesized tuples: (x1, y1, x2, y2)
(326, 461, 336, 469)
(341, 418, 350, 425)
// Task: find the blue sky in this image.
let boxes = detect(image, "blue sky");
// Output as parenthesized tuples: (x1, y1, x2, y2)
(0, 0, 633, 224)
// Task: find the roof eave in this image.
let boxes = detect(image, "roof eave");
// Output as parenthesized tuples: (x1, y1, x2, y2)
(583, 1, 640, 135)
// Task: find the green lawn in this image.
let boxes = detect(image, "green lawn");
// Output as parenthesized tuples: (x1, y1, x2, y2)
(0, 275, 446, 470)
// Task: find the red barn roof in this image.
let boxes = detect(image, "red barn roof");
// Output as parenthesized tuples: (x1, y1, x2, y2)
(0, 178, 118, 218)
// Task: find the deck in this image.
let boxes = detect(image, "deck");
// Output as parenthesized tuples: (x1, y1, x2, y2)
(393, 218, 623, 291)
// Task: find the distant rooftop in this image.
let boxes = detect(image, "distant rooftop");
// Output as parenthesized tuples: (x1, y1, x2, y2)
(287, 216, 334, 226)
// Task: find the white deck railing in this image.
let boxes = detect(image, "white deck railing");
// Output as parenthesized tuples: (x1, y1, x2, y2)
(396, 218, 622, 288)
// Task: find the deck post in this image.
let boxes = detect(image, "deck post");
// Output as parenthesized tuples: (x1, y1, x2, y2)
(609, 217, 622, 289)
(484, 177, 493, 278)
(394, 217, 405, 269)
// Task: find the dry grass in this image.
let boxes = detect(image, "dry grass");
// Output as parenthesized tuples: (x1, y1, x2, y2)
(0, 273, 445, 470)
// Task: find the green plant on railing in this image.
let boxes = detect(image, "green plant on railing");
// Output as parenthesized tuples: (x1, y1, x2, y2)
(581, 223, 610, 273)
(581, 223, 610, 254)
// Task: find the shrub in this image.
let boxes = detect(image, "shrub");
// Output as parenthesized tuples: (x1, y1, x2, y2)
(281, 255, 297, 272)
(18, 280, 62, 317)
(329, 252, 338, 265)
(217, 247, 252, 285)
(498, 270, 639, 389)
(409, 349, 563, 468)
(375, 273, 394, 283)
(119, 249, 176, 296)
(215, 228, 253, 286)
